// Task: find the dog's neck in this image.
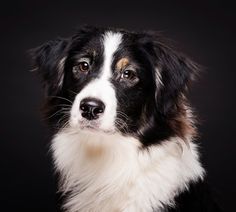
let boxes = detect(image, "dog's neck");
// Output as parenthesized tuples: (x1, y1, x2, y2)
(52, 129, 205, 212)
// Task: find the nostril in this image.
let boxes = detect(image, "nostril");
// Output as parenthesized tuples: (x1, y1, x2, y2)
(80, 103, 89, 112)
(93, 106, 104, 115)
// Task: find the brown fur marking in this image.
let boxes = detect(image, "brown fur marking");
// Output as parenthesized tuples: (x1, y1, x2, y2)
(116, 58, 129, 70)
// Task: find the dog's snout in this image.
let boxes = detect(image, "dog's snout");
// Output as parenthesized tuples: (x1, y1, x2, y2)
(80, 98, 105, 120)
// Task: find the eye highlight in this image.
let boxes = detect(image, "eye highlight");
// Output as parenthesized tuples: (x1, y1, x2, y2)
(79, 61, 89, 72)
(121, 69, 136, 80)
(72, 62, 90, 74)
(118, 67, 139, 86)
(72, 58, 90, 75)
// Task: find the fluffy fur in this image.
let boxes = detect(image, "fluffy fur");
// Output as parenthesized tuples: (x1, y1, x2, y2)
(31, 26, 221, 212)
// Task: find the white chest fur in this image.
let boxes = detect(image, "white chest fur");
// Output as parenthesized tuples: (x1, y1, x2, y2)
(52, 129, 204, 212)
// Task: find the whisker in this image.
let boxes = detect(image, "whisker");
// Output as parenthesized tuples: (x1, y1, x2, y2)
(51, 104, 72, 108)
(60, 120, 70, 130)
(59, 121, 69, 130)
(116, 111, 129, 120)
(48, 96, 73, 104)
(44, 108, 71, 120)
(68, 89, 77, 95)
(56, 113, 70, 128)
(115, 117, 129, 134)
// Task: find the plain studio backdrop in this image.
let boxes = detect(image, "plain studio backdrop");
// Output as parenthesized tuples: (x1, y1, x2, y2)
(1, 1, 235, 211)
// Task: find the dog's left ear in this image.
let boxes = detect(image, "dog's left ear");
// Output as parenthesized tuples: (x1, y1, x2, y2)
(30, 38, 68, 96)
(142, 33, 199, 115)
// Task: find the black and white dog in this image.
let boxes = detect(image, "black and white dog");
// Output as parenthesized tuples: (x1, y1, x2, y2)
(31, 26, 221, 212)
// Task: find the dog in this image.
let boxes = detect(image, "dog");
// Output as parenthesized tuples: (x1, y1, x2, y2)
(31, 26, 221, 212)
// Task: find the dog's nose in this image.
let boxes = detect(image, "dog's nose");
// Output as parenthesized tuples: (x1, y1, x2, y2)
(80, 98, 105, 120)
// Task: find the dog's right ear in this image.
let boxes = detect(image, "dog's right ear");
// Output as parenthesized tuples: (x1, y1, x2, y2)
(29, 38, 68, 96)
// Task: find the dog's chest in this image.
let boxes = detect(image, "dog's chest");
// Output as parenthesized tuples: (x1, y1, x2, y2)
(52, 132, 204, 212)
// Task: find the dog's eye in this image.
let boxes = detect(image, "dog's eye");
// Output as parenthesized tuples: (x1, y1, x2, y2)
(72, 62, 90, 74)
(121, 69, 136, 80)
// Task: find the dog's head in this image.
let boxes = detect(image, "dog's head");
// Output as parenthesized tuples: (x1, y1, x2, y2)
(31, 26, 198, 146)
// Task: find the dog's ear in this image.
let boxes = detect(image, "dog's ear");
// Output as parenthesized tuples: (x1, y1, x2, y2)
(143, 33, 199, 116)
(30, 38, 68, 96)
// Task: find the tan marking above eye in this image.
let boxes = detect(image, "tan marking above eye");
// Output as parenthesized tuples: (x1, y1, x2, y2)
(116, 58, 130, 70)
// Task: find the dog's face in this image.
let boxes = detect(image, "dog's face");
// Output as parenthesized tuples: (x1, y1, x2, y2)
(32, 26, 197, 146)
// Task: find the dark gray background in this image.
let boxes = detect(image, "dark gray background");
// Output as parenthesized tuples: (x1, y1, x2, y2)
(1, 1, 235, 211)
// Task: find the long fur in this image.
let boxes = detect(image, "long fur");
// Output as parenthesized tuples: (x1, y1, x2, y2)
(31, 26, 221, 212)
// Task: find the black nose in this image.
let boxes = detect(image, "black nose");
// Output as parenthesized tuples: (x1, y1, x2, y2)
(80, 98, 105, 120)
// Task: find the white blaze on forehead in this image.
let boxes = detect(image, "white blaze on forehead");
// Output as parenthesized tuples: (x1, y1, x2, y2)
(70, 31, 123, 131)
(101, 31, 122, 79)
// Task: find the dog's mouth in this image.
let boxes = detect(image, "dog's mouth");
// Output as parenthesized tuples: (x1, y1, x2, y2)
(77, 120, 115, 134)
(79, 120, 99, 130)
(81, 124, 98, 131)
